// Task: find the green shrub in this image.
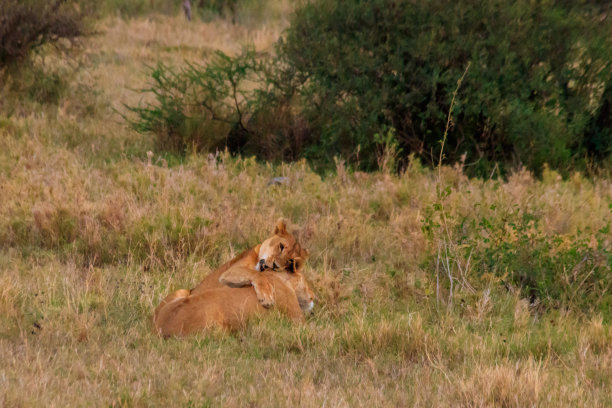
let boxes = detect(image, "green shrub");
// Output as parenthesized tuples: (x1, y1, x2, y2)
(127, 48, 310, 159)
(422, 185, 612, 315)
(424, 203, 612, 315)
(126, 49, 262, 154)
(0, 0, 85, 66)
(472, 211, 612, 315)
(128, 0, 612, 175)
(280, 0, 612, 174)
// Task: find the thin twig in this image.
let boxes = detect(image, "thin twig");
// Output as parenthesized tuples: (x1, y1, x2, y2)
(433, 63, 471, 308)
(443, 242, 454, 307)
(437, 62, 471, 180)
(436, 245, 441, 306)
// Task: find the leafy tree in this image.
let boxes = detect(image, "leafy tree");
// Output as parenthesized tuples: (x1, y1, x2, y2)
(280, 0, 612, 174)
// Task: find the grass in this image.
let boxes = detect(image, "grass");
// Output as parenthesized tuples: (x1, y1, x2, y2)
(0, 8, 611, 407)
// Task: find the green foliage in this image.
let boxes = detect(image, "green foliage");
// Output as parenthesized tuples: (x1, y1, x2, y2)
(280, 0, 612, 174)
(585, 84, 612, 160)
(127, 48, 311, 160)
(471, 211, 612, 315)
(422, 192, 612, 316)
(129, 0, 612, 175)
(126, 49, 264, 154)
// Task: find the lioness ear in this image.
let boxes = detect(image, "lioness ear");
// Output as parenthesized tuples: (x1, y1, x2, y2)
(290, 257, 305, 273)
(292, 242, 309, 259)
(253, 244, 261, 255)
(274, 218, 287, 235)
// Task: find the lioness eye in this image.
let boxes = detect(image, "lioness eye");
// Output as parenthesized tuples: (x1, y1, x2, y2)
(279, 243, 285, 251)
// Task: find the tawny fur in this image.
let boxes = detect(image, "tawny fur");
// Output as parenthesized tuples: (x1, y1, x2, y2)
(189, 218, 308, 308)
(153, 218, 312, 337)
(153, 268, 314, 337)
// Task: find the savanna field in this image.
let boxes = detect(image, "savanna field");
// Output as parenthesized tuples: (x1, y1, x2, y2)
(1, 2, 612, 407)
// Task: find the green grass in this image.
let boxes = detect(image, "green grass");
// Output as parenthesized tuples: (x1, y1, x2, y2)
(0, 11, 611, 408)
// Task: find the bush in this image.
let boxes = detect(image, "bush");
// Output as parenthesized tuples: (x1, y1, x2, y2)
(472, 211, 612, 315)
(127, 49, 263, 154)
(128, 0, 612, 175)
(422, 194, 612, 315)
(0, 0, 85, 66)
(280, 0, 612, 174)
(127, 48, 311, 159)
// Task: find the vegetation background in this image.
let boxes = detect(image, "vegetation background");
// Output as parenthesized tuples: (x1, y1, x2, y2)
(0, 0, 610, 406)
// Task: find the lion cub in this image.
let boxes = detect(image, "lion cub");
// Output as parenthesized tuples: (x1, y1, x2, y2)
(153, 257, 314, 337)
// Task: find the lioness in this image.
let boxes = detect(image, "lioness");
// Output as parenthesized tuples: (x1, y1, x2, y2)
(153, 257, 314, 337)
(190, 218, 308, 308)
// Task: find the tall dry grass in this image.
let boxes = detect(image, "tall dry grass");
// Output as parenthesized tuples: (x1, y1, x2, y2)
(0, 10, 611, 407)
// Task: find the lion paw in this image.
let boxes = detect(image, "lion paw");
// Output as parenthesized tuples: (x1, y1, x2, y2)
(253, 279, 275, 309)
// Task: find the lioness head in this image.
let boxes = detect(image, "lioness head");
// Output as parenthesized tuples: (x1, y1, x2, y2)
(255, 218, 309, 272)
(278, 256, 315, 313)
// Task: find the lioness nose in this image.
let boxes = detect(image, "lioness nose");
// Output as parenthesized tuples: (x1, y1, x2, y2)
(258, 259, 266, 269)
